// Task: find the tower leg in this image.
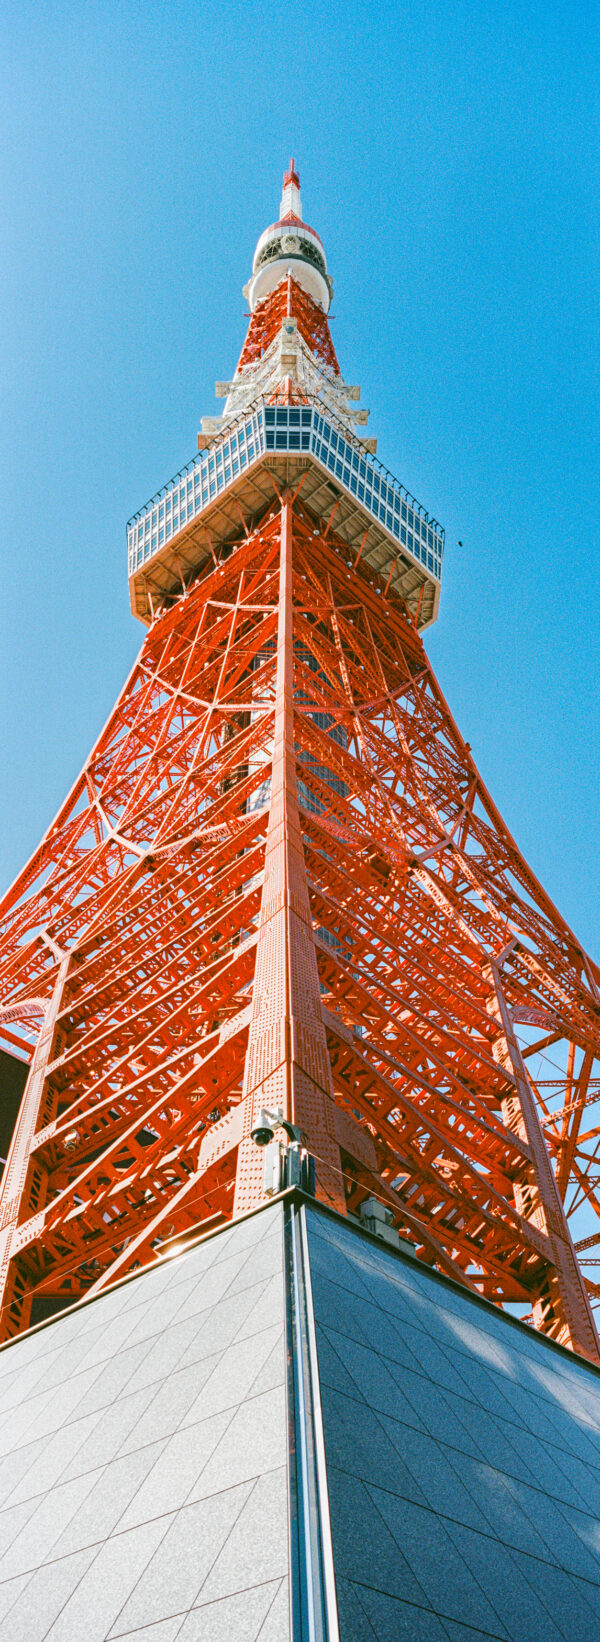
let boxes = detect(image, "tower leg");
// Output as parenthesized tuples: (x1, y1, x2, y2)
(234, 498, 345, 1217)
(491, 961, 600, 1362)
(0, 956, 70, 1339)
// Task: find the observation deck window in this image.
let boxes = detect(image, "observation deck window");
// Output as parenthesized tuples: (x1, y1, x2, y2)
(127, 398, 444, 590)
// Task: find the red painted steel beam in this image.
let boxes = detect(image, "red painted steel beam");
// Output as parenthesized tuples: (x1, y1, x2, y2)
(0, 493, 598, 1356)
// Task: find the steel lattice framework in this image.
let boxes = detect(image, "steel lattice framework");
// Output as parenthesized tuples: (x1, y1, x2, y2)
(1, 168, 600, 1362)
(237, 275, 340, 375)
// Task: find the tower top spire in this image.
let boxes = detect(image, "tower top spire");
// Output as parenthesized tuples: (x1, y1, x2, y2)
(280, 157, 302, 221)
(246, 161, 332, 314)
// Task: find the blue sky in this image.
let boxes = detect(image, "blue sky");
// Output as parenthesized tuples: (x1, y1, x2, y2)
(1, 0, 599, 955)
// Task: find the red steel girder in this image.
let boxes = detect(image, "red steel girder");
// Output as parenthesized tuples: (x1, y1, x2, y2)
(237, 273, 339, 375)
(0, 496, 599, 1360)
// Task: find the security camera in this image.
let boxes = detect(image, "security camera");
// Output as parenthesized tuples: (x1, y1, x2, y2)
(251, 1109, 276, 1147)
(250, 1107, 303, 1148)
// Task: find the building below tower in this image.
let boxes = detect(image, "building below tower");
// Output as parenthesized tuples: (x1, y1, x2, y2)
(0, 1197, 598, 1639)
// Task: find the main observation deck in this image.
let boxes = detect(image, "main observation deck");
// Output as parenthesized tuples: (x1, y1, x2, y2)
(127, 400, 445, 627)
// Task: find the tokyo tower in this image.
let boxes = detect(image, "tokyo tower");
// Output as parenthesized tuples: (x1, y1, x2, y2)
(0, 158, 599, 1374)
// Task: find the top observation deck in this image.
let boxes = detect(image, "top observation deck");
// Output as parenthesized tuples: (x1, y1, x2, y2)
(127, 398, 444, 627)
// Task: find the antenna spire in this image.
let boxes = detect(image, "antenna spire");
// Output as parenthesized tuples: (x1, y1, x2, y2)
(280, 158, 302, 221)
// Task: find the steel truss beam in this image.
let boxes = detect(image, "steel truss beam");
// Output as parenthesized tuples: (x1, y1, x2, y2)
(0, 497, 599, 1359)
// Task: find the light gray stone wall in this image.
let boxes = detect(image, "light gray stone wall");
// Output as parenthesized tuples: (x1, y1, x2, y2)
(5, 1189, 599, 1642)
(306, 1204, 600, 1642)
(0, 1204, 289, 1642)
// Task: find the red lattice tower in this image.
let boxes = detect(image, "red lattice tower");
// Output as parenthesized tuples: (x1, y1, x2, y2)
(237, 274, 340, 374)
(1, 166, 600, 1363)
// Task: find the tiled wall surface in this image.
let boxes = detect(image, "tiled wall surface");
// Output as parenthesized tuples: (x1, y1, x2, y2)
(4, 1193, 600, 1642)
(0, 1205, 289, 1642)
(306, 1206, 600, 1642)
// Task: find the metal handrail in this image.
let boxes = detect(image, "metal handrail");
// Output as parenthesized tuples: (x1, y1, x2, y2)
(127, 395, 444, 540)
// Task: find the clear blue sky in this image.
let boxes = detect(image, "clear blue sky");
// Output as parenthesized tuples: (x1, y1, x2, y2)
(2, 1, 599, 955)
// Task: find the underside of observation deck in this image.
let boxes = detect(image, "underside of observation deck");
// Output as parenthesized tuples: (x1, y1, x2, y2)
(127, 411, 443, 631)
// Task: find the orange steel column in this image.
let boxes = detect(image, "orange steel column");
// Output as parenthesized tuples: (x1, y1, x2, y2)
(490, 961, 600, 1361)
(0, 956, 70, 1338)
(233, 497, 345, 1216)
